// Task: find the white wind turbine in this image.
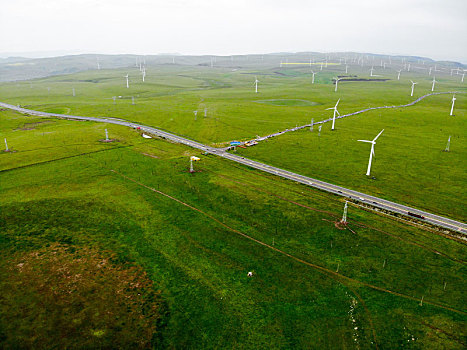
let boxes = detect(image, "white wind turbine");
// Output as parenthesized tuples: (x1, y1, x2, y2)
(254, 76, 259, 93)
(333, 77, 342, 92)
(311, 70, 317, 84)
(124, 74, 129, 88)
(461, 72, 465, 83)
(410, 80, 417, 96)
(358, 129, 384, 176)
(397, 69, 402, 80)
(431, 77, 437, 92)
(142, 67, 146, 82)
(370, 66, 375, 77)
(450, 95, 456, 116)
(326, 99, 341, 131)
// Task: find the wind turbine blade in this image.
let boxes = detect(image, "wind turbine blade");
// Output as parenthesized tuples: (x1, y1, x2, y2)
(336, 109, 340, 116)
(357, 140, 373, 143)
(335, 98, 340, 107)
(373, 129, 384, 142)
(325, 107, 334, 110)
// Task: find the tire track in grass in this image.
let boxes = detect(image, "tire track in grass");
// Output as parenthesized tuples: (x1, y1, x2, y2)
(0, 146, 128, 173)
(204, 168, 464, 264)
(110, 169, 380, 348)
(110, 169, 466, 315)
(111, 170, 467, 346)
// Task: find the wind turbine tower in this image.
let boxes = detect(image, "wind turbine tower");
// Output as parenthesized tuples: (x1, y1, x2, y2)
(410, 80, 417, 96)
(431, 77, 437, 92)
(450, 95, 456, 116)
(334, 77, 342, 92)
(4, 138, 8, 151)
(326, 99, 341, 131)
(358, 129, 384, 176)
(254, 76, 259, 93)
(397, 69, 402, 80)
(311, 70, 316, 84)
(125, 74, 129, 88)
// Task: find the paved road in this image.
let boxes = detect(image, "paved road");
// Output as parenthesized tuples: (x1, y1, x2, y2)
(1, 101, 466, 235)
(253, 91, 466, 143)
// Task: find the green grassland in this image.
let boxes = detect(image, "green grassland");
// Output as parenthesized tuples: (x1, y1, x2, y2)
(0, 62, 465, 220)
(0, 109, 466, 348)
(0, 57, 466, 348)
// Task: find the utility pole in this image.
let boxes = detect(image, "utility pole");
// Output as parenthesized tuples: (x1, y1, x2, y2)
(340, 201, 348, 224)
(444, 136, 451, 152)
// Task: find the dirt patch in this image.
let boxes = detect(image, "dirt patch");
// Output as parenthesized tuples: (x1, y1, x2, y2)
(99, 139, 118, 143)
(141, 152, 159, 159)
(0, 243, 166, 349)
(15, 121, 53, 131)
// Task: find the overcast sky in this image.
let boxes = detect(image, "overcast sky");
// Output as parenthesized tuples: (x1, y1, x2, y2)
(1, 0, 466, 62)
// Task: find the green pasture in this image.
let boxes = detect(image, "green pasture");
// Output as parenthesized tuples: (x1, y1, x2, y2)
(0, 110, 466, 348)
(0, 57, 466, 348)
(0, 62, 465, 220)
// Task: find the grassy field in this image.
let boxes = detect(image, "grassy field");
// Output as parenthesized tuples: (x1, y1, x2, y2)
(0, 61, 465, 220)
(0, 55, 466, 348)
(0, 108, 466, 348)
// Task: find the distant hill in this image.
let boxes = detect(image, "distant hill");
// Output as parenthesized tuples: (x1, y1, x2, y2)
(0, 52, 464, 82)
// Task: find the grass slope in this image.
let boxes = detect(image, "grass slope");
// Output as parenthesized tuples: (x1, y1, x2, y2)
(1, 110, 466, 348)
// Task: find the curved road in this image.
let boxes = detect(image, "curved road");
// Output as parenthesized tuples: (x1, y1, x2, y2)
(254, 91, 466, 142)
(1, 101, 466, 235)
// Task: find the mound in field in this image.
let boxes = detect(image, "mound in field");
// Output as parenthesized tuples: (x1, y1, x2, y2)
(0, 244, 167, 349)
